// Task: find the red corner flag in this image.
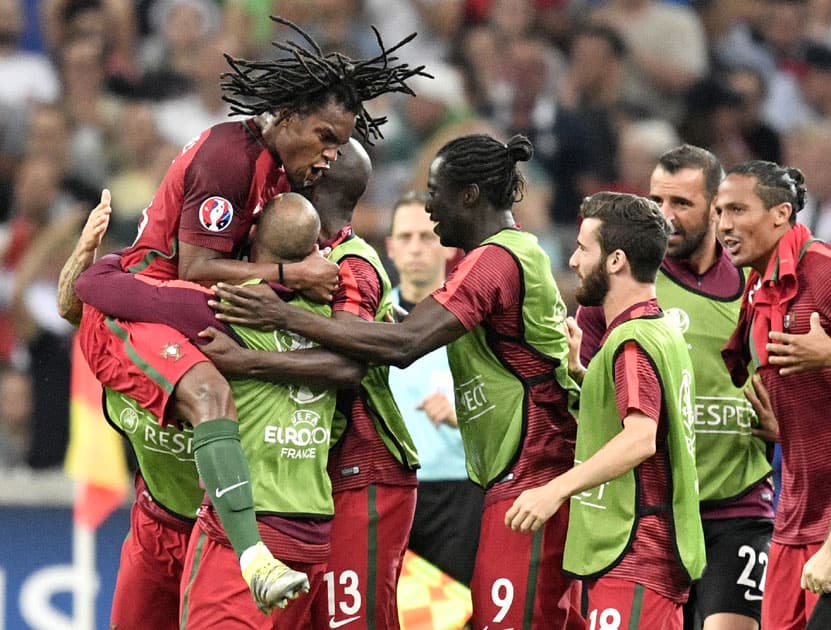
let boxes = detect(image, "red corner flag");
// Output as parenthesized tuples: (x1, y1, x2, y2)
(64, 335, 130, 529)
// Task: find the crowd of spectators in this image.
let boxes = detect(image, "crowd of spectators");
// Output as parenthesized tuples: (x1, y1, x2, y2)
(2, 0, 830, 474)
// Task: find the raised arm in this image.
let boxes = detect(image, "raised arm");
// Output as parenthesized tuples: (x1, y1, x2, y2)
(56, 190, 112, 326)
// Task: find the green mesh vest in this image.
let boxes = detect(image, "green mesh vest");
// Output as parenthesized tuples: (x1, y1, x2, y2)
(330, 234, 419, 469)
(657, 268, 770, 505)
(563, 315, 705, 581)
(229, 289, 338, 517)
(104, 389, 202, 519)
(445, 229, 580, 488)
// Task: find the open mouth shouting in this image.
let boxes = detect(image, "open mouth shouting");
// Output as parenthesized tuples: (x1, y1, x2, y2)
(303, 163, 330, 187)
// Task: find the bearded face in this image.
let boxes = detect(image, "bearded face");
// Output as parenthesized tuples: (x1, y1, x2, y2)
(666, 212, 711, 261)
(575, 256, 610, 307)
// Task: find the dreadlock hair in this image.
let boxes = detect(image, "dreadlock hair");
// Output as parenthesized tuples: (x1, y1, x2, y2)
(221, 16, 430, 144)
(580, 192, 671, 283)
(726, 160, 806, 225)
(435, 134, 533, 209)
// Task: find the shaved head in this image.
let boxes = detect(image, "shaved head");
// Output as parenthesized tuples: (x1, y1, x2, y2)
(252, 192, 320, 263)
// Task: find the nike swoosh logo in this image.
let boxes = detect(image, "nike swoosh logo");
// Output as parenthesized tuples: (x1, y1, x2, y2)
(329, 616, 361, 628)
(214, 480, 249, 498)
(743, 590, 763, 601)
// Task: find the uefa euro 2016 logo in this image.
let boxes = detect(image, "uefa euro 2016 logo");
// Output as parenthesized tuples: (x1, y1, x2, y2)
(199, 196, 234, 232)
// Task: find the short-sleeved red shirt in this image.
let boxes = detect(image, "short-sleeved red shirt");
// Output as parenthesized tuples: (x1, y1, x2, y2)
(325, 227, 417, 493)
(433, 242, 577, 505)
(120, 119, 290, 280)
(757, 248, 831, 545)
(599, 299, 691, 603)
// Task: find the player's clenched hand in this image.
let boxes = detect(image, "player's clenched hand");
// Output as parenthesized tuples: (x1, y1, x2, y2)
(197, 326, 250, 376)
(210, 282, 287, 331)
(801, 544, 831, 594)
(504, 482, 565, 534)
(565, 316, 586, 383)
(292, 246, 340, 303)
(767, 312, 831, 375)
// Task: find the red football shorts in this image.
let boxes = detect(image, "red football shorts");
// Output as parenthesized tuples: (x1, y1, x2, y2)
(763, 541, 822, 630)
(179, 526, 327, 629)
(78, 303, 208, 425)
(586, 577, 682, 630)
(110, 502, 193, 630)
(470, 498, 584, 630)
(310, 484, 416, 630)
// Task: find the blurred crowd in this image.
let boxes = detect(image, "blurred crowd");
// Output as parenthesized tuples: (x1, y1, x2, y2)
(3, 0, 831, 472)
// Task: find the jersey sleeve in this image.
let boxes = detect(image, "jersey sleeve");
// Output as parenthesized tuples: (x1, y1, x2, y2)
(179, 132, 256, 253)
(431, 245, 520, 330)
(75, 254, 228, 344)
(806, 247, 831, 319)
(332, 256, 381, 321)
(613, 340, 662, 423)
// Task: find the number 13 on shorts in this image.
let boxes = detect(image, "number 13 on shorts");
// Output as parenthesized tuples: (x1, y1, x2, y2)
(323, 570, 363, 623)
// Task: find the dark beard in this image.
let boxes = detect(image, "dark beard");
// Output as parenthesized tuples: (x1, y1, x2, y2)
(575, 262, 609, 307)
(668, 221, 709, 260)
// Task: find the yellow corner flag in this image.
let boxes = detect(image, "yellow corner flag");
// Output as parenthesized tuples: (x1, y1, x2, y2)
(64, 334, 130, 529)
(397, 550, 473, 630)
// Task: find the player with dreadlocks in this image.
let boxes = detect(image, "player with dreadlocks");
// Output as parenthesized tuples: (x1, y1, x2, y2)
(71, 17, 428, 617)
(209, 133, 586, 629)
(221, 17, 422, 148)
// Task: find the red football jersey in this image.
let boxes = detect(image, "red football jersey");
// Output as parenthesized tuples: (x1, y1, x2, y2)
(120, 119, 290, 280)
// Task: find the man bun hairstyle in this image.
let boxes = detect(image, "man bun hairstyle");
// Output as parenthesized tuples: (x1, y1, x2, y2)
(221, 16, 431, 144)
(506, 135, 534, 164)
(436, 134, 534, 208)
(786, 167, 807, 216)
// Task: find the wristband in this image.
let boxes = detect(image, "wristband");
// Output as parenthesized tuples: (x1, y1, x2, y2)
(278, 262, 285, 285)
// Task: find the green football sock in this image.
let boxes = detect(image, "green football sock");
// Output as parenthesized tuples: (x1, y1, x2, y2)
(192, 418, 260, 557)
